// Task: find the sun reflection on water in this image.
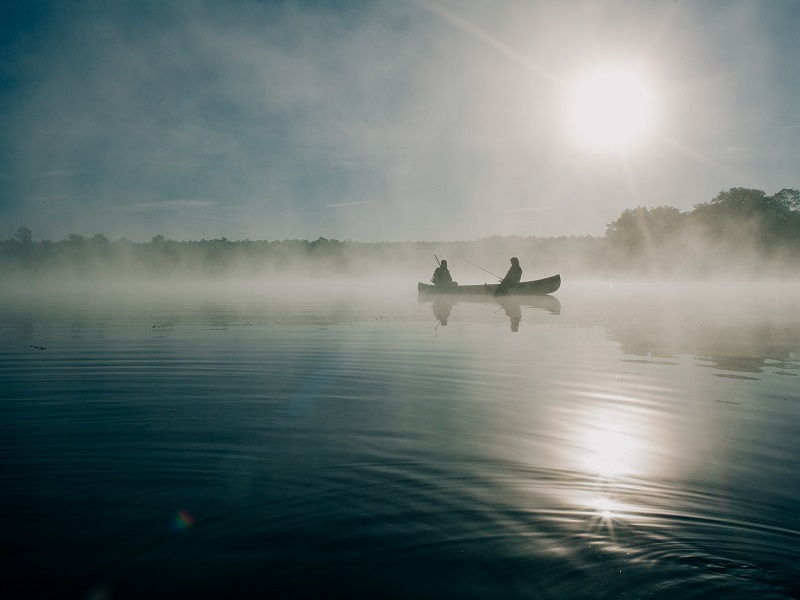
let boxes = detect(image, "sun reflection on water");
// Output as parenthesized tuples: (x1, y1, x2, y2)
(593, 495, 616, 519)
(578, 410, 648, 479)
(588, 494, 620, 540)
(582, 427, 640, 478)
(568, 401, 662, 539)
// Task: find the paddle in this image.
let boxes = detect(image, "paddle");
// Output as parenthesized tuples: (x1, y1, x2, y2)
(431, 255, 440, 284)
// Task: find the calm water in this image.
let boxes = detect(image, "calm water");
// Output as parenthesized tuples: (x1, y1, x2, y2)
(1, 281, 799, 599)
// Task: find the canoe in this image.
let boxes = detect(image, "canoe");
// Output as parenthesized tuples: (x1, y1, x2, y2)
(418, 274, 561, 296)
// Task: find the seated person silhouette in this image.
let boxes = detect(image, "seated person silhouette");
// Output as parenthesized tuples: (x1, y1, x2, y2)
(431, 259, 457, 290)
(494, 257, 522, 296)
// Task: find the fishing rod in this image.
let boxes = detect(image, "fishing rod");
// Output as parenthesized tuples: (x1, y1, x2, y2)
(455, 256, 502, 281)
(434, 254, 440, 266)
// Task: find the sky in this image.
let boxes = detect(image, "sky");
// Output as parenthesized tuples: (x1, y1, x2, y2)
(1, 0, 799, 243)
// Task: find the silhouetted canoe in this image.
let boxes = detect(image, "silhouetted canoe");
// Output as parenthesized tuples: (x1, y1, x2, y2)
(418, 274, 561, 296)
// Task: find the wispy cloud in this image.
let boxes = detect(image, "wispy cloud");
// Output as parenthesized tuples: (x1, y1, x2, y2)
(325, 201, 374, 208)
(498, 206, 552, 214)
(29, 194, 71, 201)
(118, 200, 214, 212)
(1, 1, 797, 242)
(36, 169, 78, 178)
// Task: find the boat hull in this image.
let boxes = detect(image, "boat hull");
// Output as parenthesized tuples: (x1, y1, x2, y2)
(418, 274, 561, 296)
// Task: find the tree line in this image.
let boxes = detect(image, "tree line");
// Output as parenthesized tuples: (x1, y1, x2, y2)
(2, 187, 799, 280)
(603, 187, 800, 277)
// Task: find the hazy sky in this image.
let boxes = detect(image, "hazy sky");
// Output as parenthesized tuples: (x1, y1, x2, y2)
(1, 0, 799, 242)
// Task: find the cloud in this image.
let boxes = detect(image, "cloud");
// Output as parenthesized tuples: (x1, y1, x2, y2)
(325, 201, 374, 209)
(118, 200, 214, 213)
(1, 1, 798, 242)
(497, 207, 553, 214)
(28, 194, 71, 201)
(36, 169, 78, 178)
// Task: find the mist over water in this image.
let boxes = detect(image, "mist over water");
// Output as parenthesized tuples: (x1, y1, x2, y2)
(5, 184, 800, 289)
(1, 280, 799, 598)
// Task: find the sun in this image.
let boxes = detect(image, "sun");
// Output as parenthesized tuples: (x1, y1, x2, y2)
(567, 67, 654, 151)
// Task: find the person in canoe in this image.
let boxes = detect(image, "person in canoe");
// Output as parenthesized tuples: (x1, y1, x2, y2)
(494, 257, 522, 296)
(431, 259, 457, 290)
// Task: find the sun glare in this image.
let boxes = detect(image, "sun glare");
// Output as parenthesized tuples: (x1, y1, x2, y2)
(567, 67, 654, 151)
(583, 427, 634, 477)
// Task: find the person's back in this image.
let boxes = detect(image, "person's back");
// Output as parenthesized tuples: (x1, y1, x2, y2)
(431, 260, 454, 287)
(505, 257, 522, 286)
(495, 257, 521, 296)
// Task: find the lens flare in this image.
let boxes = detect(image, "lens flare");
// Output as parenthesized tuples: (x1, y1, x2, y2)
(171, 509, 194, 532)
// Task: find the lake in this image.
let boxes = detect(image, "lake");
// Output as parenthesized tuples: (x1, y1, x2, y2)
(1, 280, 799, 599)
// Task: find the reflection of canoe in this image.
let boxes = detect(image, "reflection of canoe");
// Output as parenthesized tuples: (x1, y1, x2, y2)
(418, 274, 561, 296)
(422, 294, 560, 330)
(421, 294, 561, 316)
(500, 295, 561, 315)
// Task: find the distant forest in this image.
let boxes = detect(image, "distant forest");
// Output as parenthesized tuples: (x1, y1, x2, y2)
(3, 188, 799, 281)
